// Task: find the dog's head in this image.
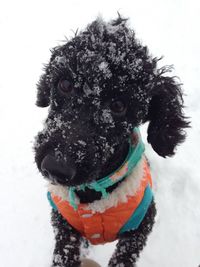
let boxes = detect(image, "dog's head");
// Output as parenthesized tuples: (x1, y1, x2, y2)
(34, 17, 189, 186)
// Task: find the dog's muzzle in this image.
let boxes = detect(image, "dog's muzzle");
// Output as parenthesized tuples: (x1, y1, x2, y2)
(41, 154, 76, 184)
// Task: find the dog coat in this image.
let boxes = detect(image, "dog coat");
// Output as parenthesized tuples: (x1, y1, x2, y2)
(48, 158, 153, 245)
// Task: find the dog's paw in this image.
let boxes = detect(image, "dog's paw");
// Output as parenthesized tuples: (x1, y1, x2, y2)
(51, 260, 81, 267)
(108, 260, 136, 267)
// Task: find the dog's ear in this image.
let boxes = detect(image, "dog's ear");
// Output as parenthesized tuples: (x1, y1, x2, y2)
(147, 75, 189, 157)
(36, 73, 50, 107)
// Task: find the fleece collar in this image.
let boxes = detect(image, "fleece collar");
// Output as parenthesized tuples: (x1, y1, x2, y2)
(68, 128, 145, 210)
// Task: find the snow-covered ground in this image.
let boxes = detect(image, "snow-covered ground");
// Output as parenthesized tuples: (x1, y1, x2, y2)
(0, 0, 200, 266)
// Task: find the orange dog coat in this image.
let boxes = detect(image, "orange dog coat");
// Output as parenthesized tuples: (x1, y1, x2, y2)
(49, 160, 152, 245)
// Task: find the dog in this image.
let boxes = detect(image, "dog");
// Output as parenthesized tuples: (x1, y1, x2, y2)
(34, 16, 189, 267)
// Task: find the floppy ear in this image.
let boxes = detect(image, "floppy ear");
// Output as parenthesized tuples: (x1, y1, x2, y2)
(147, 75, 189, 157)
(36, 73, 50, 107)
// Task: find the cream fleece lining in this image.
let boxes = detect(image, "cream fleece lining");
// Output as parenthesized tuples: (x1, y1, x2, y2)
(47, 156, 145, 213)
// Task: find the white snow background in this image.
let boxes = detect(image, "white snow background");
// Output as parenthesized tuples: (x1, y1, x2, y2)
(0, 0, 200, 266)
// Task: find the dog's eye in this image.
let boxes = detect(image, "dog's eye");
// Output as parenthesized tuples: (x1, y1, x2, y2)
(110, 100, 126, 114)
(58, 79, 73, 94)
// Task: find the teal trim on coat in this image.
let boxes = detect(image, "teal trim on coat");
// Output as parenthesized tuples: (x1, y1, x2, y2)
(47, 191, 57, 211)
(119, 185, 153, 234)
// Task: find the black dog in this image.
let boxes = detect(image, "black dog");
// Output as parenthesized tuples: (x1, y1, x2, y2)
(34, 16, 188, 267)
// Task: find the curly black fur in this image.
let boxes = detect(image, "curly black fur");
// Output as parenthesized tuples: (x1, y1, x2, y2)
(34, 16, 189, 266)
(51, 210, 82, 267)
(146, 70, 189, 157)
(109, 200, 156, 267)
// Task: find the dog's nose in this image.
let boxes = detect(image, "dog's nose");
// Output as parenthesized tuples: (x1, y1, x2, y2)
(41, 154, 76, 184)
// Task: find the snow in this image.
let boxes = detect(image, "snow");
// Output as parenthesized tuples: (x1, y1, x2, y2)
(0, 0, 200, 267)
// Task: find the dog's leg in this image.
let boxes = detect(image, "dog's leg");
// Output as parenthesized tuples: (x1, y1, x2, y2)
(108, 200, 156, 267)
(51, 209, 82, 267)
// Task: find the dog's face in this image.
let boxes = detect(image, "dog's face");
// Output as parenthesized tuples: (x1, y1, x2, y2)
(34, 17, 188, 186)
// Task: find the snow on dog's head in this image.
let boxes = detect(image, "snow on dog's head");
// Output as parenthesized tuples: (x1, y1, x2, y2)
(34, 16, 189, 186)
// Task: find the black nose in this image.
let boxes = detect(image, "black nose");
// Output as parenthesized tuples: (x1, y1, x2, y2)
(41, 154, 76, 184)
